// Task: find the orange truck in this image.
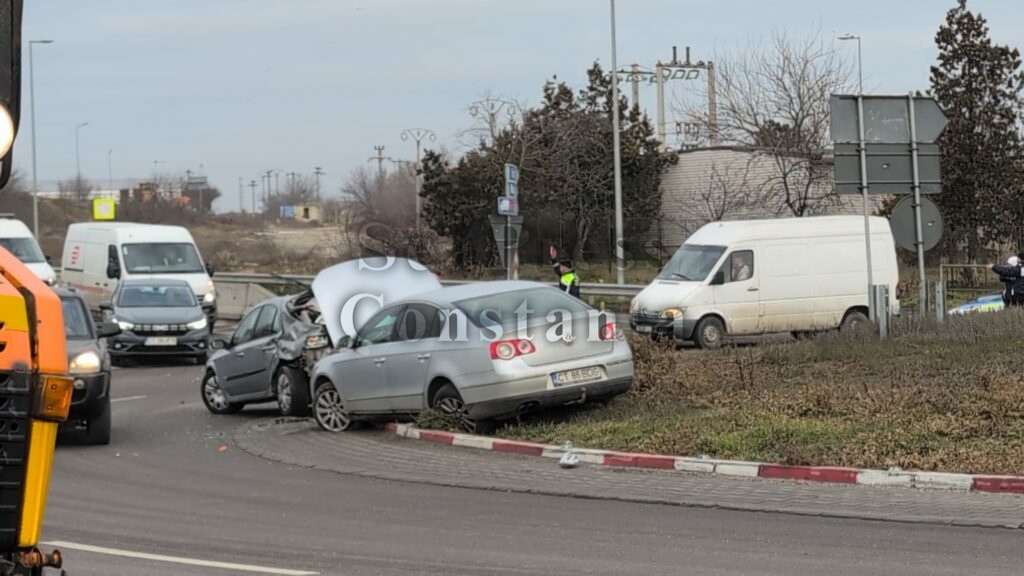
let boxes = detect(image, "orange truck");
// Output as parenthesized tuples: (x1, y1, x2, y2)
(0, 1, 74, 574)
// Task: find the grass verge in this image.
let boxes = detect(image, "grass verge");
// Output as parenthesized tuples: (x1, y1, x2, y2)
(486, 310, 1024, 476)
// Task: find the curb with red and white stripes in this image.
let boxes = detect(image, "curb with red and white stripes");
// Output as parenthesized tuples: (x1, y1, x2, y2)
(384, 423, 1024, 495)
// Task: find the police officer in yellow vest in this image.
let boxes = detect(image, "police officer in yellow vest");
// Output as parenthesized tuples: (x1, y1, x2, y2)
(549, 245, 580, 298)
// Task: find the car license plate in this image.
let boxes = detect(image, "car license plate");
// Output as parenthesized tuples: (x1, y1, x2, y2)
(145, 336, 177, 346)
(552, 366, 603, 387)
(636, 325, 653, 334)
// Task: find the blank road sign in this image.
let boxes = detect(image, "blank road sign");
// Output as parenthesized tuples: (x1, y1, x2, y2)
(834, 143, 942, 195)
(890, 195, 943, 252)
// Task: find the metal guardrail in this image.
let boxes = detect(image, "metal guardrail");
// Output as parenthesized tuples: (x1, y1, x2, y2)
(213, 272, 646, 299)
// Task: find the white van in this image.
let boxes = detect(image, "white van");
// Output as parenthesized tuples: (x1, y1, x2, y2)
(61, 222, 217, 326)
(631, 216, 900, 348)
(0, 217, 57, 284)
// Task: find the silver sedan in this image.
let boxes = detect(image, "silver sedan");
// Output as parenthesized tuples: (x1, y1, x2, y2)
(309, 281, 634, 433)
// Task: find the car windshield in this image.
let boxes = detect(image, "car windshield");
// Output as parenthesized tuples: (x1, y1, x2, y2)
(118, 284, 197, 308)
(456, 287, 591, 327)
(121, 243, 205, 274)
(0, 236, 46, 263)
(658, 244, 727, 282)
(61, 296, 93, 339)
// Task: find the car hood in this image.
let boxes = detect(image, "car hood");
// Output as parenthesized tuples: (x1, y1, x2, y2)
(633, 279, 703, 313)
(312, 257, 441, 344)
(115, 306, 206, 324)
(66, 338, 99, 359)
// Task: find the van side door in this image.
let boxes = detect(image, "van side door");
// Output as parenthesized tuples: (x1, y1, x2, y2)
(713, 249, 762, 335)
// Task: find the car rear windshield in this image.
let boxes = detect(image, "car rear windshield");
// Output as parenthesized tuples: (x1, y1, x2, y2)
(118, 284, 197, 308)
(455, 287, 590, 327)
(61, 297, 93, 339)
(0, 237, 46, 263)
(121, 242, 205, 274)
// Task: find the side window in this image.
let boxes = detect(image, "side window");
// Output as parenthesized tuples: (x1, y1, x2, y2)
(232, 307, 262, 346)
(397, 304, 444, 342)
(254, 306, 280, 339)
(356, 306, 403, 347)
(728, 250, 754, 283)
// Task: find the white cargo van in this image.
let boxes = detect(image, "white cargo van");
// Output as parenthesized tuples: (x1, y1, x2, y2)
(631, 216, 900, 348)
(0, 217, 57, 284)
(61, 222, 217, 326)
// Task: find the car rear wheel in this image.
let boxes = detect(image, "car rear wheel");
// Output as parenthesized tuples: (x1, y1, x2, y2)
(694, 317, 725, 350)
(276, 365, 311, 417)
(201, 372, 244, 415)
(85, 398, 111, 445)
(432, 383, 494, 434)
(313, 381, 353, 432)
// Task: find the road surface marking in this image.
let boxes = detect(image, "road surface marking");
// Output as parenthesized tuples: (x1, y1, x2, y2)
(111, 395, 147, 403)
(43, 541, 319, 575)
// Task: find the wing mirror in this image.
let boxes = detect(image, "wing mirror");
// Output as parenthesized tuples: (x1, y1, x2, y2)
(106, 262, 121, 279)
(99, 301, 113, 311)
(205, 262, 216, 277)
(97, 322, 121, 338)
(210, 338, 229, 350)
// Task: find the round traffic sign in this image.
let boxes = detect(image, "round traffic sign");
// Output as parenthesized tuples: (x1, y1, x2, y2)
(890, 195, 943, 252)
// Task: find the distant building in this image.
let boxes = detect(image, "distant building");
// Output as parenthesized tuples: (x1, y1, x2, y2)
(279, 204, 322, 223)
(655, 146, 886, 249)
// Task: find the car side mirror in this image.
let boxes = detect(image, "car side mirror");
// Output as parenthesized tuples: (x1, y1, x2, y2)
(211, 338, 229, 350)
(98, 322, 121, 338)
(106, 263, 121, 279)
(45, 254, 52, 264)
(205, 262, 216, 277)
(711, 270, 725, 286)
(99, 301, 112, 311)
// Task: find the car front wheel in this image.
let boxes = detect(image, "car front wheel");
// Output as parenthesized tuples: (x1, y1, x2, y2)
(313, 381, 353, 432)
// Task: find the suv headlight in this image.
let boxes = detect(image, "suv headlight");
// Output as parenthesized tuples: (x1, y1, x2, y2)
(187, 317, 208, 331)
(69, 351, 102, 375)
(115, 319, 135, 331)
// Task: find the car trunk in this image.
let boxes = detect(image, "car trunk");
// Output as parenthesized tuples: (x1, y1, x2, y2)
(516, 312, 616, 368)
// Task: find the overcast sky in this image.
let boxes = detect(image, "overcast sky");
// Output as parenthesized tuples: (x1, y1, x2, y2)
(13, 0, 1024, 212)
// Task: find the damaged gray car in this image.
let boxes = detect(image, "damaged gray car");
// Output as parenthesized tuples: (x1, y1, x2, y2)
(202, 288, 331, 416)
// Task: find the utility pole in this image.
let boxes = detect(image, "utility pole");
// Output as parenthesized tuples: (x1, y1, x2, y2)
(400, 128, 436, 231)
(287, 172, 297, 196)
(274, 171, 280, 196)
(469, 98, 514, 141)
(29, 39, 54, 239)
(313, 167, 324, 201)
(263, 169, 272, 204)
(369, 145, 390, 192)
(249, 179, 258, 214)
(238, 177, 245, 213)
(609, 0, 625, 285)
(630, 63, 640, 109)
(653, 46, 717, 150)
(107, 149, 113, 195)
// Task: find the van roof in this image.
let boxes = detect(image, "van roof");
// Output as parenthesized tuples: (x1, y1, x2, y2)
(686, 216, 892, 246)
(0, 218, 33, 236)
(67, 222, 188, 231)
(66, 221, 196, 241)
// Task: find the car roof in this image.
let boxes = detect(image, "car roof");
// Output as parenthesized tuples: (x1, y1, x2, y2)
(118, 278, 193, 287)
(403, 280, 554, 307)
(53, 286, 83, 300)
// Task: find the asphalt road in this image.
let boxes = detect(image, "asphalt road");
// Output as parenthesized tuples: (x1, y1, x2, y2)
(39, 360, 1024, 576)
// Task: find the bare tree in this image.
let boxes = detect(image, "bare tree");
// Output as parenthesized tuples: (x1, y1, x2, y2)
(58, 176, 94, 202)
(680, 29, 852, 216)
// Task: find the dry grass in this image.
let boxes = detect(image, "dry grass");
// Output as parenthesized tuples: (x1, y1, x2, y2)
(494, 310, 1024, 475)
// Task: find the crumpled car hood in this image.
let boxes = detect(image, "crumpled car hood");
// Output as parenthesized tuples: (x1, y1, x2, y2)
(311, 257, 441, 344)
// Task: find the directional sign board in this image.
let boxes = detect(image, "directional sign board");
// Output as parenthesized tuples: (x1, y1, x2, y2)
(498, 196, 518, 216)
(504, 163, 519, 184)
(830, 95, 948, 196)
(92, 198, 116, 220)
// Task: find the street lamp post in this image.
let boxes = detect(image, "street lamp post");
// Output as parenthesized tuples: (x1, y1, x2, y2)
(107, 149, 113, 195)
(401, 129, 436, 232)
(609, 0, 625, 285)
(839, 33, 874, 319)
(469, 98, 514, 141)
(28, 39, 53, 238)
(75, 122, 89, 199)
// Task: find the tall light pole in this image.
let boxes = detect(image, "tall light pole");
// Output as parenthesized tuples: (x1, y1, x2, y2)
(313, 166, 324, 201)
(469, 98, 514, 141)
(609, 0, 625, 285)
(107, 149, 113, 195)
(401, 128, 435, 232)
(28, 39, 54, 238)
(75, 122, 89, 199)
(840, 33, 873, 318)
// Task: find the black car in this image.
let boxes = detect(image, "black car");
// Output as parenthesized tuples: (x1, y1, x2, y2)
(57, 287, 121, 445)
(101, 278, 211, 365)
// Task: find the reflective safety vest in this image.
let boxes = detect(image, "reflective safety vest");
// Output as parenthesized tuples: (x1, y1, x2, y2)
(560, 272, 579, 292)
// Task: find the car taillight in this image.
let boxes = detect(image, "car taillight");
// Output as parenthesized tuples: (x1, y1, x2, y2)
(489, 339, 536, 360)
(599, 322, 617, 341)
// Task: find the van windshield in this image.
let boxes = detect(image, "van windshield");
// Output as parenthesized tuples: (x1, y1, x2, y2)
(658, 244, 726, 282)
(122, 243, 205, 274)
(0, 237, 45, 263)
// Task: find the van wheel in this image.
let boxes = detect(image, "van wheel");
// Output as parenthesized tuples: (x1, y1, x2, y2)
(694, 317, 725, 350)
(840, 311, 870, 333)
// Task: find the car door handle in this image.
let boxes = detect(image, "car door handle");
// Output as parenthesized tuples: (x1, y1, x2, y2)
(373, 358, 386, 365)
(234, 352, 245, 358)
(417, 353, 431, 361)
(747, 287, 760, 292)
(262, 345, 276, 351)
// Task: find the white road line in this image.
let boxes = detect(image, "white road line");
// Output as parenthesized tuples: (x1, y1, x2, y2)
(111, 395, 147, 403)
(43, 541, 319, 575)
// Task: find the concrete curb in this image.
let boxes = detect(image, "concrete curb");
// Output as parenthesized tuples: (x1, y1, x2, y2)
(385, 423, 1024, 494)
